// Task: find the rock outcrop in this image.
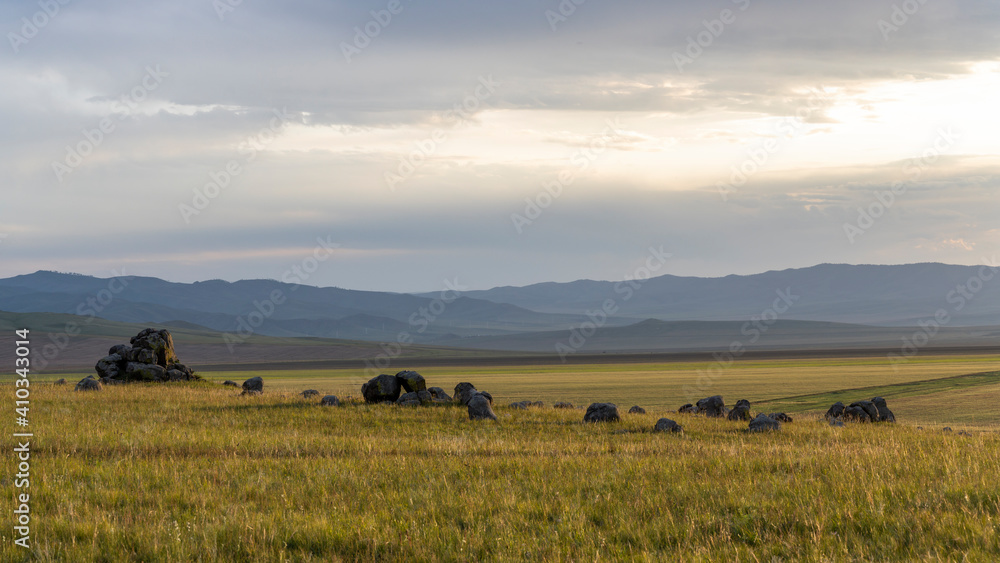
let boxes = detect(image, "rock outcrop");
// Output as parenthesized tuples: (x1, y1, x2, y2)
(93, 329, 198, 383)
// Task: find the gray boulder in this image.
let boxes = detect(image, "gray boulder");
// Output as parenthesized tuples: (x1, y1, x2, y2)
(129, 328, 179, 367)
(768, 413, 793, 423)
(396, 392, 421, 406)
(126, 362, 167, 381)
(849, 401, 879, 422)
(453, 382, 479, 405)
(696, 395, 726, 417)
(320, 395, 340, 406)
(301, 389, 319, 398)
(748, 413, 780, 432)
(677, 403, 698, 414)
(871, 397, 895, 422)
(468, 392, 498, 421)
(75, 376, 102, 392)
(824, 402, 845, 420)
(654, 418, 683, 433)
(362, 374, 401, 403)
(395, 370, 426, 393)
(728, 404, 751, 421)
(222, 380, 239, 387)
(166, 369, 187, 381)
(584, 403, 620, 423)
(509, 401, 529, 410)
(242, 376, 264, 394)
(95, 354, 124, 379)
(54, 378, 66, 385)
(843, 406, 870, 422)
(628, 405, 646, 414)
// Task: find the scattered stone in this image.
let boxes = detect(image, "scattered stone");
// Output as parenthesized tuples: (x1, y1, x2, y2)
(829, 419, 845, 427)
(654, 418, 683, 433)
(222, 380, 239, 387)
(942, 427, 953, 432)
(584, 403, 620, 423)
(453, 382, 479, 405)
(428, 387, 452, 401)
(243, 390, 262, 397)
(241, 376, 264, 395)
(768, 413, 793, 423)
(395, 370, 426, 393)
(467, 392, 498, 421)
(301, 389, 319, 399)
(54, 378, 66, 385)
(531, 401, 544, 407)
(824, 402, 845, 420)
(320, 395, 340, 406)
(628, 405, 646, 415)
(917, 426, 923, 430)
(677, 403, 698, 414)
(554, 402, 574, 409)
(871, 397, 895, 422)
(509, 401, 529, 410)
(362, 374, 401, 403)
(748, 413, 780, 432)
(957, 430, 971, 436)
(696, 395, 726, 417)
(75, 376, 102, 392)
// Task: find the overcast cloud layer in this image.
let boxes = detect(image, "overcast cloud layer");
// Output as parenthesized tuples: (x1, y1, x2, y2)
(1, 0, 998, 292)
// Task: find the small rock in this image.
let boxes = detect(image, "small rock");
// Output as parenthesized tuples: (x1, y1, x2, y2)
(222, 380, 239, 387)
(554, 402, 574, 409)
(301, 389, 319, 398)
(942, 427, 953, 432)
(75, 376, 102, 392)
(396, 392, 421, 407)
(768, 412, 793, 423)
(748, 413, 780, 432)
(320, 395, 340, 406)
(509, 401, 529, 410)
(242, 376, 264, 394)
(628, 405, 646, 415)
(677, 403, 698, 414)
(584, 403, 620, 423)
(728, 404, 751, 421)
(427, 387, 452, 401)
(654, 418, 683, 433)
(468, 392, 498, 421)
(54, 378, 66, 385)
(829, 419, 845, 427)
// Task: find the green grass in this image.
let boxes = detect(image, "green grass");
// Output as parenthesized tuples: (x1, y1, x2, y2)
(4, 363, 1000, 561)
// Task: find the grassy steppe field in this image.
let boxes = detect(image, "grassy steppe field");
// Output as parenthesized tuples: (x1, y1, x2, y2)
(5, 355, 1000, 561)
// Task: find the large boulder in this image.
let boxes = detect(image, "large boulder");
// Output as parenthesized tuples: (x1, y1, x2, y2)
(453, 382, 479, 405)
(849, 401, 879, 422)
(871, 397, 896, 422)
(126, 362, 167, 382)
(696, 395, 726, 417)
(824, 402, 845, 420)
(242, 376, 264, 394)
(584, 403, 620, 423)
(75, 376, 102, 392)
(362, 374, 401, 403)
(395, 371, 426, 393)
(748, 413, 780, 432)
(654, 418, 683, 433)
(468, 392, 498, 421)
(728, 401, 751, 421)
(129, 328, 179, 367)
(95, 353, 125, 379)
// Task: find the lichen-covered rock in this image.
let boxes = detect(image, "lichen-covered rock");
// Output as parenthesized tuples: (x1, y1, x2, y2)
(129, 328, 179, 367)
(397, 392, 421, 406)
(395, 370, 426, 393)
(95, 329, 199, 383)
(95, 353, 124, 379)
(584, 403, 620, 423)
(362, 374, 401, 403)
(126, 362, 167, 381)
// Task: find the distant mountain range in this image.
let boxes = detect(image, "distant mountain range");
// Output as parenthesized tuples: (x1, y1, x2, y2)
(1, 263, 998, 354)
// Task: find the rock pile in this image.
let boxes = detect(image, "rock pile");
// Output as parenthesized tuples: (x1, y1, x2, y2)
(825, 397, 895, 423)
(93, 329, 199, 384)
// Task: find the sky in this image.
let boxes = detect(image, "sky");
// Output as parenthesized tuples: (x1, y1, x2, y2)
(1, 0, 998, 293)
